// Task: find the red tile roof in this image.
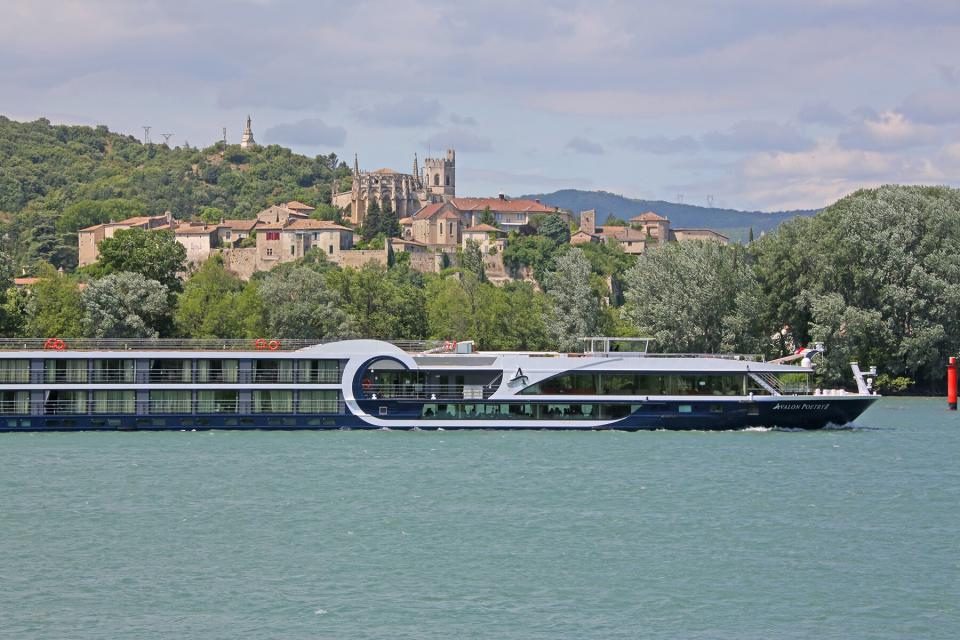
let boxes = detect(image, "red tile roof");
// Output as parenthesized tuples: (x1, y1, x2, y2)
(398, 217, 413, 225)
(285, 200, 315, 211)
(175, 224, 219, 235)
(412, 203, 445, 220)
(450, 197, 557, 213)
(439, 211, 461, 220)
(218, 219, 257, 231)
(285, 219, 352, 232)
(630, 211, 669, 222)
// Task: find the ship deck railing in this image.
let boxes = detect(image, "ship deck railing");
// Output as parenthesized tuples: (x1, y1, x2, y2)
(0, 338, 444, 353)
(0, 370, 344, 385)
(1, 400, 347, 416)
(362, 383, 497, 401)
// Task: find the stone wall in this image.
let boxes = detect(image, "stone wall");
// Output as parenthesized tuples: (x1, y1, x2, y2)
(333, 248, 389, 269)
(222, 248, 258, 280)
(408, 252, 442, 273)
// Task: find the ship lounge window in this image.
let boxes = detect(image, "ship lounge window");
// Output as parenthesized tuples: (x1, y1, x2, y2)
(298, 360, 340, 383)
(298, 390, 340, 414)
(196, 359, 239, 383)
(417, 403, 636, 420)
(92, 391, 135, 414)
(45, 359, 88, 383)
(0, 359, 29, 383)
(149, 360, 192, 383)
(197, 390, 239, 413)
(93, 359, 134, 383)
(149, 391, 192, 414)
(253, 360, 294, 383)
(45, 390, 86, 415)
(253, 390, 293, 413)
(0, 391, 29, 414)
(520, 373, 750, 396)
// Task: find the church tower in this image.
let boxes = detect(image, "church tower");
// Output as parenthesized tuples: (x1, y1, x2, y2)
(240, 115, 255, 149)
(424, 149, 455, 200)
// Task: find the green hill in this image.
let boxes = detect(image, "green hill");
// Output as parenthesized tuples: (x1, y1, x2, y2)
(522, 189, 815, 241)
(0, 115, 351, 271)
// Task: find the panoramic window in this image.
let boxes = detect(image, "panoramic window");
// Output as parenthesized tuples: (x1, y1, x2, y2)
(521, 372, 750, 396)
(93, 359, 134, 383)
(196, 360, 239, 383)
(0, 391, 29, 414)
(45, 359, 87, 383)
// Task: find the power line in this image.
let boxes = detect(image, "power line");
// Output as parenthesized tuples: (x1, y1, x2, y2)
(161, 133, 173, 146)
(142, 126, 151, 144)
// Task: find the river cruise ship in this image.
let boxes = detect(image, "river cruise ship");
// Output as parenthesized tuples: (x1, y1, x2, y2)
(0, 337, 878, 432)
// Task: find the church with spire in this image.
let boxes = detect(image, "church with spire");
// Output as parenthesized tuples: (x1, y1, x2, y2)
(331, 150, 455, 225)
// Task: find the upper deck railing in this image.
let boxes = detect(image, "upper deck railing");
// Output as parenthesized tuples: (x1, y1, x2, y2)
(0, 338, 445, 353)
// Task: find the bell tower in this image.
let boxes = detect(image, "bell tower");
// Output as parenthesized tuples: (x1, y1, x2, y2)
(424, 149, 455, 200)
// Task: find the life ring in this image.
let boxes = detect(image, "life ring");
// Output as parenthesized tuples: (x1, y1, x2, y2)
(254, 338, 267, 350)
(268, 339, 281, 351)
(44, 338, 66, 350)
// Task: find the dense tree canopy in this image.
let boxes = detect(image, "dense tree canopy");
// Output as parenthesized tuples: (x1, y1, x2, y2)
(88, 228, 187, 294)
(82, 272, 170, 338)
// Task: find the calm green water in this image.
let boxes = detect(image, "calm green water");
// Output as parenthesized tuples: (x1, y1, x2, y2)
(1, 397, 958, 639)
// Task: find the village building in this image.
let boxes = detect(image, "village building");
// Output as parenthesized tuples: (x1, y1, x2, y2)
(571, 209, 728, 255)
(405, 196, 562, 248)
(461, 223, 508, 254)
(78, 213, 175, 267)
(332, 150, 456, 225)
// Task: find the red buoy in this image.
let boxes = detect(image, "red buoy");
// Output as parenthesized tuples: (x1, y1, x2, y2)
(948, 357, 957, 410)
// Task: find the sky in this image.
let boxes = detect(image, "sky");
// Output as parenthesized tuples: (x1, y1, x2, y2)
(2, 0, 959, 211)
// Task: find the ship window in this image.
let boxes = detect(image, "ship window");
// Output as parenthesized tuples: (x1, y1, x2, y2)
(45, 390, 86, 415)
(253, 360, 295, 383)
(252, 390, 293, 413)
(0, 359, 29, 383)
(678, 405, 692, 413)
(197, 390, 239, 413)
(149, 359, 192, 383)
(297, 360, 340, 383)
(92, 390, 135, 414)
(298, 390, 339, 414)
(196, 360, 239, 383)
(45, 359, 88, 383)
(149, 391, 192, 414)
(0, 391, 29, 414)
(93, 359, 134, 383)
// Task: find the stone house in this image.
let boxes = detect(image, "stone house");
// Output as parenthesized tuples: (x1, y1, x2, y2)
(78, 213, 174, 267)
(407, 196, 563, 247)
(216, 219, 257, 247)
(174, 224, 220, 265)
(461, 223, 507, 254)
(255, 219, 354, 271)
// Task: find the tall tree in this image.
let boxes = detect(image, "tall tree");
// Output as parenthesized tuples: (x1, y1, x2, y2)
(91, 228, 187, 293)
(542, 248, 602, 351)
(24, 263, 84, 337)
(361, 200, 382, 242)
(174, 255, 247, 337)
(538, 214, 571, 245)
(479, 206, 496, 226)
(621, 241, 763, 354)
(258, 267, 357, 339)
(82, 272, 170, 338)
(326, 264, 428, 339)
(459, 239, 486, 282)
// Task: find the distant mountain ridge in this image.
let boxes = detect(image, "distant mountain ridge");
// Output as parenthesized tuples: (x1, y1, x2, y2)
(521, 189, 816, 241)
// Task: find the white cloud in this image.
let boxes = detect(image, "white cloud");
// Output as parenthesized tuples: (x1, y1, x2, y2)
(703, 120, 813, 152)
(838, 111, 938, 150)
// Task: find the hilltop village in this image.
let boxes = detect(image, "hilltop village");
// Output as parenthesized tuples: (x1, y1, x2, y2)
(75, 119, 727, 283)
